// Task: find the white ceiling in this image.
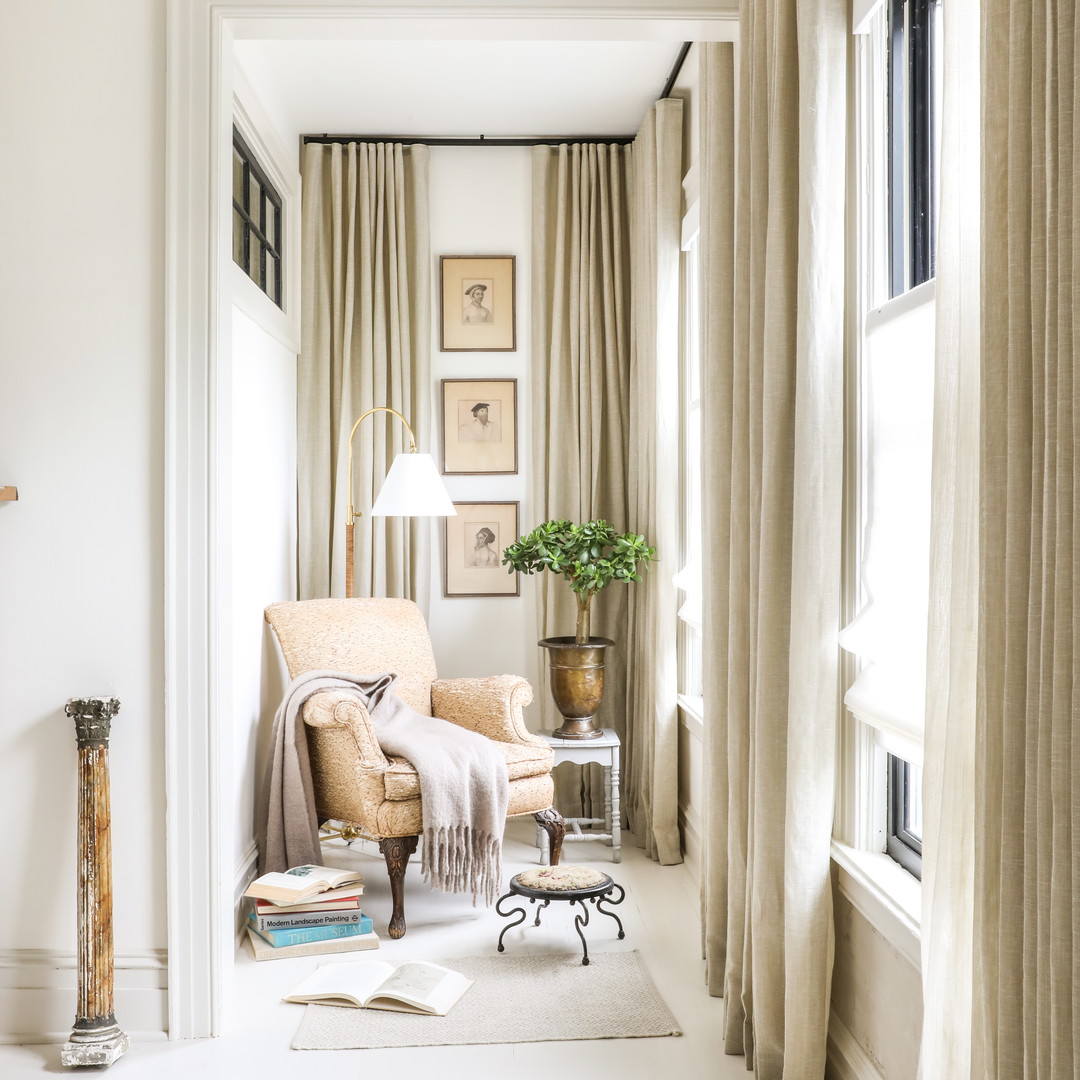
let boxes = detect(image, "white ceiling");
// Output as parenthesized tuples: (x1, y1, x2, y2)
(233, 39, 690, 141)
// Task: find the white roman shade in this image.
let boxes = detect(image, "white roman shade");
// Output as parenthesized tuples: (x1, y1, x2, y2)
(840, 279, 936, 758)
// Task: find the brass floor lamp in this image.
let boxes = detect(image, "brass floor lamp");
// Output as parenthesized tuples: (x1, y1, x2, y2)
(345, 406, 456, 598)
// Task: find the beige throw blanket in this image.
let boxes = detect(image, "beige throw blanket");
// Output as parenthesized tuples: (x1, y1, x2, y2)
(258, 670, 508, 904)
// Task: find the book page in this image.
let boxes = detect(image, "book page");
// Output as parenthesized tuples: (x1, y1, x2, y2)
(280, 865, 358, 889)
(365, 961, 473, 1016)
(283, 959, 396, 1008)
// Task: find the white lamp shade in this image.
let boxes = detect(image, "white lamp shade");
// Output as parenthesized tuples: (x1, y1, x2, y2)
(369, 453, 457, 517)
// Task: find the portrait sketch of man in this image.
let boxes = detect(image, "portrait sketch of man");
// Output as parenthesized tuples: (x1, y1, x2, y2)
(440, 257, 515, 351)
(441, 379, 517, 474)
(462, 280, 494, 324)
(457, 400, 501, 444)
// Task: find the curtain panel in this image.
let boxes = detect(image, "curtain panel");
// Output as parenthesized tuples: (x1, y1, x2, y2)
(699, 1, 846, 1071)
(977, 2, 1080, 1075)
(916, 0, 980, 1075)
(529, 99, 683, 858)
(297, 141, 431, 605)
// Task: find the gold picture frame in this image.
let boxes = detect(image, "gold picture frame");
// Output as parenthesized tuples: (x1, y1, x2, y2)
(441, 378, 518, 475)
(440, 255, 516, 352)
(444, 502, 520, 597)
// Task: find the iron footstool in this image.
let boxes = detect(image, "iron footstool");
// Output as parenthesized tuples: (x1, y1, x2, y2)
(495, 865, 626, 965)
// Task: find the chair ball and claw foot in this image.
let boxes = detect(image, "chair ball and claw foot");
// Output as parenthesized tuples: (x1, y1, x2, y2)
(532, 807, 566, 866)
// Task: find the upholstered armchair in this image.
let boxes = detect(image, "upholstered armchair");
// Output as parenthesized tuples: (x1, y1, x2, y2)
(264, 597, 565, 938)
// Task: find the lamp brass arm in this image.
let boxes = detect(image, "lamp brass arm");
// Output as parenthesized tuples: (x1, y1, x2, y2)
(346, 406, 418, 527)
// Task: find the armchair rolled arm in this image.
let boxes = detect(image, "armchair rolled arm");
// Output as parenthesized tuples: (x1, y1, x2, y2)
(431, 674, 544, 746)
(301, 689, 390, 771)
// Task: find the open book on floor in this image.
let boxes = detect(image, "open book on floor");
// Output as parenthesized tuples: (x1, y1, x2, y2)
(243, 864, 363, 906)
(283, 958, 473, 1016)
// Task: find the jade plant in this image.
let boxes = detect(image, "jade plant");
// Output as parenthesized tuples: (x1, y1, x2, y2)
(502, 519, 655, 644)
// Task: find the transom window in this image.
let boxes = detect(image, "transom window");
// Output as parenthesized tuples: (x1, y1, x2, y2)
(232, 127, 283, 308)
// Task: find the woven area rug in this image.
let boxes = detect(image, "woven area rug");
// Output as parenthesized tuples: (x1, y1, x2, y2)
(291, 950, 682, 1050)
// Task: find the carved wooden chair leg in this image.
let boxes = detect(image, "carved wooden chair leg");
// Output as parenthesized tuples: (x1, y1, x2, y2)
(379, 835, 419, 939)
(533, 808, 566, 866)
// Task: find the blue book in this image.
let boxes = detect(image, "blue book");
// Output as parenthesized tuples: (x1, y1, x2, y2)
(247, 912, 373, 948)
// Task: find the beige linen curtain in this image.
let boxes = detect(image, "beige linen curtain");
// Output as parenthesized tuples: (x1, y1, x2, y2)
(977, 3, 1080, 1075)
(625, 99, 683, 864)
(530, 99, 683, 856)
(298, 141, 431, 604)
(917, 0, 980, 1076)
(699, 4, 846, 1074)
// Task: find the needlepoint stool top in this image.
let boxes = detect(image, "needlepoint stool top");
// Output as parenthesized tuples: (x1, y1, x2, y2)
(513, 865, 608, 892)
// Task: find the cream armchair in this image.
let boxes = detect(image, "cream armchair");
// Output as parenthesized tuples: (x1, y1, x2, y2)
(264, 597, 565, 938)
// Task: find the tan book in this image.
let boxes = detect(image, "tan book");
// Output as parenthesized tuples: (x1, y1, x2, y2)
(243, 864, 363, 905)
(283, 958, 473, 1016)
(253, 895, 361, 915)
(245, 926, 379, 962)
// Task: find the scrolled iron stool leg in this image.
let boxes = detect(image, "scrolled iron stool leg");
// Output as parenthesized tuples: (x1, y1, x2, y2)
(495, 890, 528, 954)
(595, 881, 627, 939)
(532, 897, 550, 927)
(572, 898, 594, 965)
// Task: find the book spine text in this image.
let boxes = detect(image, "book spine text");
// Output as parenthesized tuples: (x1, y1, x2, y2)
(254, 910, 367, 932)
(248, 915, 373, 947)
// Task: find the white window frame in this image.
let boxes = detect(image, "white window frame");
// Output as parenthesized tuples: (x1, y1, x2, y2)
(834, 1, 925, 961)
(675, 198, 704, 733)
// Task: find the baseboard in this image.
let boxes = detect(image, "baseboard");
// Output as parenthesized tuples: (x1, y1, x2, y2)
(0, 949, 167, 1044)
(827, 1013, 888, 1080)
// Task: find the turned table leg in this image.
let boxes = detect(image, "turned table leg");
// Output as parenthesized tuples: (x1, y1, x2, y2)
(379, 835, 418, 939)
(62, 697, 128, 1069)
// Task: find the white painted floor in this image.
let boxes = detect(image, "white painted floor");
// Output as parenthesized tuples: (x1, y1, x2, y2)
(2, 821, 747, 1078)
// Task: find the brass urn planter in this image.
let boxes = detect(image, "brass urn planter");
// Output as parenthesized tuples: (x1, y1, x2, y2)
(539, 636, 616, 740)
(502, 520, 655, 741)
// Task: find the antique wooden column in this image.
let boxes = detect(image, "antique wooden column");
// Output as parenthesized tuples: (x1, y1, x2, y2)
(62, 697, 129, 1068)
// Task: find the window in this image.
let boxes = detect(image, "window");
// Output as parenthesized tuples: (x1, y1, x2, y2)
(843, 0, 942, 880)
(886, 0, 943, 297)
(887, 757, 923, 877)
(232, 127, 283, 307)
(675, 212, 703, 713)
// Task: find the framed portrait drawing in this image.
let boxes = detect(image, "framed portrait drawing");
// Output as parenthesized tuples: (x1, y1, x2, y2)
(445, 502, 520, 597)
(440, 255, 516, 352)
(441, 378, 517, 475)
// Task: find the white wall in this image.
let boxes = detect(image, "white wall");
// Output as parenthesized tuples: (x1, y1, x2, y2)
(229, 305, 296, 901)
(0, 0, 167, 1040)
(425, 147, 542, 700)
(227, 63, 303, 940)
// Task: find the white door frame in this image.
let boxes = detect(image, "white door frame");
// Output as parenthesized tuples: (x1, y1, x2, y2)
(164, 0, 736, 1040)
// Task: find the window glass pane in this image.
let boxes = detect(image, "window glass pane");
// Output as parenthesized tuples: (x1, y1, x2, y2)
(232, 149, 244, 208)
(269, 256, 281, 306)
(905, 761, 923, 841)
(232, 213, 245, 268)
(264, 195, 276, 247)
(248, 234, 261, 286)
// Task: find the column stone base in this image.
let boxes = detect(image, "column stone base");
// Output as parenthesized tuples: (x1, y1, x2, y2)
(61, 1022, 130, 1068)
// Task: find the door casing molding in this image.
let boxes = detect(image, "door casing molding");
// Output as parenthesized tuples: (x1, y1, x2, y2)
(164, 0, 736, 1040)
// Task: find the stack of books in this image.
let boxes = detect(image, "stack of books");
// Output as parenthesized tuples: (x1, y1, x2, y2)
(242, 864, 379, 961)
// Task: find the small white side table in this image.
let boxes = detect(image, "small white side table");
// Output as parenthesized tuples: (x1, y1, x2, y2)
(535, 728, 621, 864)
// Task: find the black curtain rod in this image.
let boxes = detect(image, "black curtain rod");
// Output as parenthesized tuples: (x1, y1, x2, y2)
(304, 40, 692, 149)
(660, 41, 693, 100)
(302, 134, 635, 147)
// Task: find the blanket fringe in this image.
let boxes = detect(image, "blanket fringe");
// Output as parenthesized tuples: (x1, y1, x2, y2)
(421, 823, 503, 905)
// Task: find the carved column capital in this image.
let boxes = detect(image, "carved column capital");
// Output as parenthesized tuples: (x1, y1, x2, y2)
(66, 698, 121, 747)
